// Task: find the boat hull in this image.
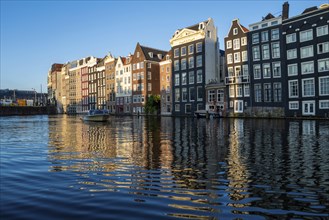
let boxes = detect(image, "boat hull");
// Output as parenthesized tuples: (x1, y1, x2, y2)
(82, 115, 109, 122)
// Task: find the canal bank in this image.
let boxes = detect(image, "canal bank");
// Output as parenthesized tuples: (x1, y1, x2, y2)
(0, 106, 57, 116)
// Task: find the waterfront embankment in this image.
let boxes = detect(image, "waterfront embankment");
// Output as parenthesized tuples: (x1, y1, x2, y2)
(0, 106, 57, 116)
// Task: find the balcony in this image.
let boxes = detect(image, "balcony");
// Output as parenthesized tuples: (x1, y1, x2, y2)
(225, 75, 250, 85)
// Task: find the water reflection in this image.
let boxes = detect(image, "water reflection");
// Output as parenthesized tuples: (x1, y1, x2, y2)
(47, 116, 329, 219)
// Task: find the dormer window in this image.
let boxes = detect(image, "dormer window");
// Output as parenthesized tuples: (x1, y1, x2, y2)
(157, 54, 163, 59)
(149, 52, 153, 58)
(199, 23, 204, 30)
(166, 55, 170, 60)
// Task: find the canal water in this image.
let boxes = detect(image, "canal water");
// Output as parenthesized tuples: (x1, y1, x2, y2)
(0, 115, 328, 219)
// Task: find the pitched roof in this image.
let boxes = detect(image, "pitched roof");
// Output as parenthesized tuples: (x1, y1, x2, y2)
(140, 44, 168, 62)
(240, 24, 249, 32)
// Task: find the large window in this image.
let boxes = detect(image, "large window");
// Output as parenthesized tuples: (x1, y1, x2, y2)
(262, 44, 270, 60)
(273, 82, 282, 102)
(181, 58, 186, 70)
(196, 55, 202, 67)
(234, 52, 240, 63)
(181, 72, 187, 85)
(317, 25, 328, 37)
(289, 80, 298, 98)
(197, 86, 203, 101)
(272, 42, 280, 58)
(302, 78, 315, 97)
(300, 29, 313, 42)
(287, 49, 297, 60)
(254, 84, 262, 102)
(189, 87, 195, 101)
(236, 85, 243, 97)
(263, 83, 271, 102)
(242, 65, 249, 76)
(319, 76, 329, 96)
(175, 88, 180, 102)
(233, 39, 240, 50)
(174, 60, 179, 71)
(288, 64, 298, 76)
(261, 31, 269, 42)
(318, 58, 329, 72)
(263, 63, 271, 78)
(271, 28, 279, 40)
(252, 33, 259, 44)
(317, 42, 329, 54)
(208, 90, 215, 102)
(286, 33, 296, 43)
(252, 46, 260, 61)
(229, 85, 235, 98)
(244, 84, 250, 97)
(174, 48, 179, 58)
(272, 62, 281, 78)
(182, 88, 187, 101)
(300, 45, 314, 59)
(189, 71, 194, 84)
(241, 37, 247, 46)
(253, 64, 261, 79)
(228, 67, 234, 77)
(197, 70, 203, 83)
(301, 61, 314, 74)
(242, 51, 248, 62)
(188, 57, 194, 69)
(227, 54, 233, 64)
(175, 74, 180, 86)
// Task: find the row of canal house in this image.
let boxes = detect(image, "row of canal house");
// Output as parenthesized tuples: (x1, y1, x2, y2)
(225, 2, 329, 118)
(48, 2, 328, 117)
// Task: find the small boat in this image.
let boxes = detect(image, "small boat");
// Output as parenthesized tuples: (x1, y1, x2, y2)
(81, 109, 109, 122)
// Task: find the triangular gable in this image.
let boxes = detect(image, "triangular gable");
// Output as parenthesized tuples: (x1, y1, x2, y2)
(171, 28, 199, 41)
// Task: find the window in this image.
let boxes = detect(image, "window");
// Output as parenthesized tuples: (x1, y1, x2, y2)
(175, 74, 180, 86)
(181, 47, 187, 56)
(319, 76, 329, 95)
(181, 58, 186, 70)
(252, 33, 259, 44)
(287, 49, 297, 60)
(252, 46, 260, 61)
(286, 33, 296, 43)
(300, 45, 314, 59)
(254, 84, 262, 102)
(318, 42, 329, 54)
(189, 71, 194, 84)
(242, 65, 249, 76)
(253, 64, 261, 79)
(302, 78, 315, 97)
(289, 101, 299, 110)
(196, 43, 202, 53)
(147, 63, 151, 68)
(319, 100, 329, 109)
(148, 72, 152, 80)
(233, 28, 238, 35)
(226, 40, 232, 49)
(301, 61, 314, 74)
(272, 42, 280, 58)
(197, 86, 203, 101)
(264, 83, 271, 102)
(289, 80, 298, 98)
(235, 66, 241, 76)
(262, 44, 270, 60)
(234, 52, 240, 63)
(317, 25, 328, 37)
(208, 90, 215, 102)
(197, 103, 204, 111)
(182, 72, 187, 85)
(137, 52, 140, 58)
(288, 64, 298, 76)
(272, 62, 281, 78)
(263, 63, 271, 78)
(174, 60, 179, 71)
(188, 57, 194, 69)
(233, 39, 240, 50)
(241, 37, 247, 46)
(273, 82, 282, 102)
(196, 55, 202, 67)
(244, 84, 250, 97)
(228, 67, 234, 77)
(175, 88, 180, 102)
(300, 29, 313, 42)
(185, 104, 192, 113)
(188, 44, 194, 54)
(148, 83, 152, 91)
(227, 54, 233, 64)
(189, 87, 195, 101)
(242, 51, 248, 62)
(271, 29, 279, 40)
(318, 58, 329, 72)
(234, 100, 244, 113)
(229, 85, 235, 97)
(174, 48, 180, 58)
(261, 31, 269, 42)
(261, 23, 268, 28)
(197, 70, 202, 83)
(182, 88, 187, 101)
(175, 104, 180, 112)
(236, 85, 243, 97)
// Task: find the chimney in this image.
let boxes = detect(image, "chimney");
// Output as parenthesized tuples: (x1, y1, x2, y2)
(282, 2, 289, 20)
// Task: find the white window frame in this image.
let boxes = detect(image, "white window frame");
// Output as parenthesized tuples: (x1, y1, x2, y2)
(286, 33, 296, 44)
(300, 45, 314, 59)
(318, 58, 329, 72)
(252, 46, 260, 61)
(271, 42, 280, 59)
(229, 85, 235, 98)
(196, 42, 202, 53)
(319, 100, 329, 109)
(319, 76, 329, 96)
(263, 63, 271, 78)
(271, 28, 279, 40)
(262, 44, 270, 60)
(188, 44, 194, 54)
(236, 85, 243, 97)
(234, 100, 243, 113)
(252, 33, 259, 44)
(289, 101, 299, 110)
(287, 49, 297, 60)
(234, 52, 240, 63)
(272, 62, 281, 78)
(226, 40, 232, 49)
(244, 84, 250, 97)
(316, 25, 328, 37)
(289, 80, 298, 98)
(302, 78, 315, 97)
(301, 61, 314, 74)
(317, 42, 329, 54)
(300, 29, 313, 42)
(233, 28, 238, 35)
(261, 31, 269, 42)
(288, 63, 298, 76)
(233, 38, 240, 50)
(241, 37, 247, 46)
(253, 64, 261, 79)
(242, 51, 248, 62)
(302, 100, 315, 116)
(227, 53, 233, 64)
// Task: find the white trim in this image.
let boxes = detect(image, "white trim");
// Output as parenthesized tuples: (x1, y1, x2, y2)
(319, 100, 329, 109)
(319, 76, 329, 96)
(302, 100, 315, 116)
(302, 77, 315, 97)
(289, 101, 299, 110)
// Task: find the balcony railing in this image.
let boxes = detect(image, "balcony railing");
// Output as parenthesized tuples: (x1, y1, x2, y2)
(225, 75, 250, 85)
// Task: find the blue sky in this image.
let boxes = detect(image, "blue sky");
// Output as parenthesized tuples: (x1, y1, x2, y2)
(0, 0, 325, 92)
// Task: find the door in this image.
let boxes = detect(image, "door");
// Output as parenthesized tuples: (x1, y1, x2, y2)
(302, 101, 315, 116)
(234, 100, 244, 113)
